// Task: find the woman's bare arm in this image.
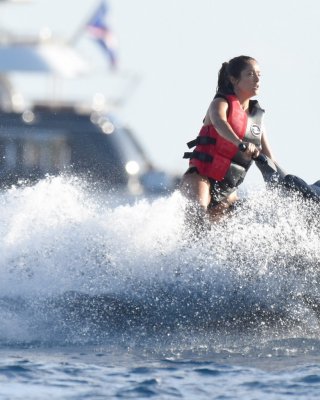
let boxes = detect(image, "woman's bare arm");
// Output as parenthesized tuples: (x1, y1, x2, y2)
(207, 97, 259, 157)
(207, 98, 243, 147)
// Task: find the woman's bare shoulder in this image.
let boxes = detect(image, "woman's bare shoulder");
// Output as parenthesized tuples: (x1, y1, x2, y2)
(210, 96, 228, 108)
(203, 97, 228, 125)
(209, 97, 229, 115)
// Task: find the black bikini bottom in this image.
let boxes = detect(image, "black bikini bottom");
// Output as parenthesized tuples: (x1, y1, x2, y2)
(184, 167, 236, 208)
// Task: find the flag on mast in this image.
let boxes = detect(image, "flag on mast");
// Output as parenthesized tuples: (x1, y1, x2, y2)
(86, 0, 118, 68)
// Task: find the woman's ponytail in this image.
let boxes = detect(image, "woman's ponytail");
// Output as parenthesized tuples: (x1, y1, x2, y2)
(216, 62, 233, 94)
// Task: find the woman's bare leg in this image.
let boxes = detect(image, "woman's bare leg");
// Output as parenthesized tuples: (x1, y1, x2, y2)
(207, 191, 239, 222)
(179, 172, 211, 233)
(180, 172, 239, 228)
(180, 172, 211, 208)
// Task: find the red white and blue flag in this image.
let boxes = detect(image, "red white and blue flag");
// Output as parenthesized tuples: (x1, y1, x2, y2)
(86, 1, 118, 68)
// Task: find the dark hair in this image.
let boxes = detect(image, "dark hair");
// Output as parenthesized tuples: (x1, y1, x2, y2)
(216, 55, 256, 94)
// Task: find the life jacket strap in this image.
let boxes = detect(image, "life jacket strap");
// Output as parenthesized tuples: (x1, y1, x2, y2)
(187, 136, 216, 149)
(183, 151, 213, 163)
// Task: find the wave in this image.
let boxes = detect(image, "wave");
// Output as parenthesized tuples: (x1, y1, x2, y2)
(0, 176, 320, 348)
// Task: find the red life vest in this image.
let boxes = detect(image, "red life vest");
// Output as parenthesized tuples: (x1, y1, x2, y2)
(183, 94, 264, 185)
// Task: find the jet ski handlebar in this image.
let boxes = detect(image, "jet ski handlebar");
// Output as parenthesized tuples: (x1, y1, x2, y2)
(238, 143, 267, 164)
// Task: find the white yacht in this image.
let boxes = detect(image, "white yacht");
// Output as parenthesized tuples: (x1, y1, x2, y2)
(0, 1, 176, 194)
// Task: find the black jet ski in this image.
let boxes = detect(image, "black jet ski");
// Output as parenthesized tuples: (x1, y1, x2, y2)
(254, 153, 320, 203)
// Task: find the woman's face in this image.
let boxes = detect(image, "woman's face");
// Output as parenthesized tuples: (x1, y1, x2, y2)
(232, 60, 261, 97)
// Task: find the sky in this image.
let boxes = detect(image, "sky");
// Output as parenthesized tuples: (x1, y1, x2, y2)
(1, 0, 320, 187)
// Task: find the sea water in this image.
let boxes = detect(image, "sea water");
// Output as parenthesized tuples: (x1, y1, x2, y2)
(1, 176, 320, 399)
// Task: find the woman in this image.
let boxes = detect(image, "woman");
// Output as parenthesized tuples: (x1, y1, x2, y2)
(180, 55, 276, 224)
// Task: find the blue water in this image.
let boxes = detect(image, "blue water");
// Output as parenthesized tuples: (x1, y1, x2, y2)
(1, 176, 320, 399)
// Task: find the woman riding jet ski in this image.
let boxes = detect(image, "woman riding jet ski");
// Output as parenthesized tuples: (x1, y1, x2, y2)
(180, 55, 319, 227)
(180, 55, 277, 223)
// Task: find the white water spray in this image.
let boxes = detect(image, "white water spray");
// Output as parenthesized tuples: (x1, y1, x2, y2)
(0, 176, 319, 345)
